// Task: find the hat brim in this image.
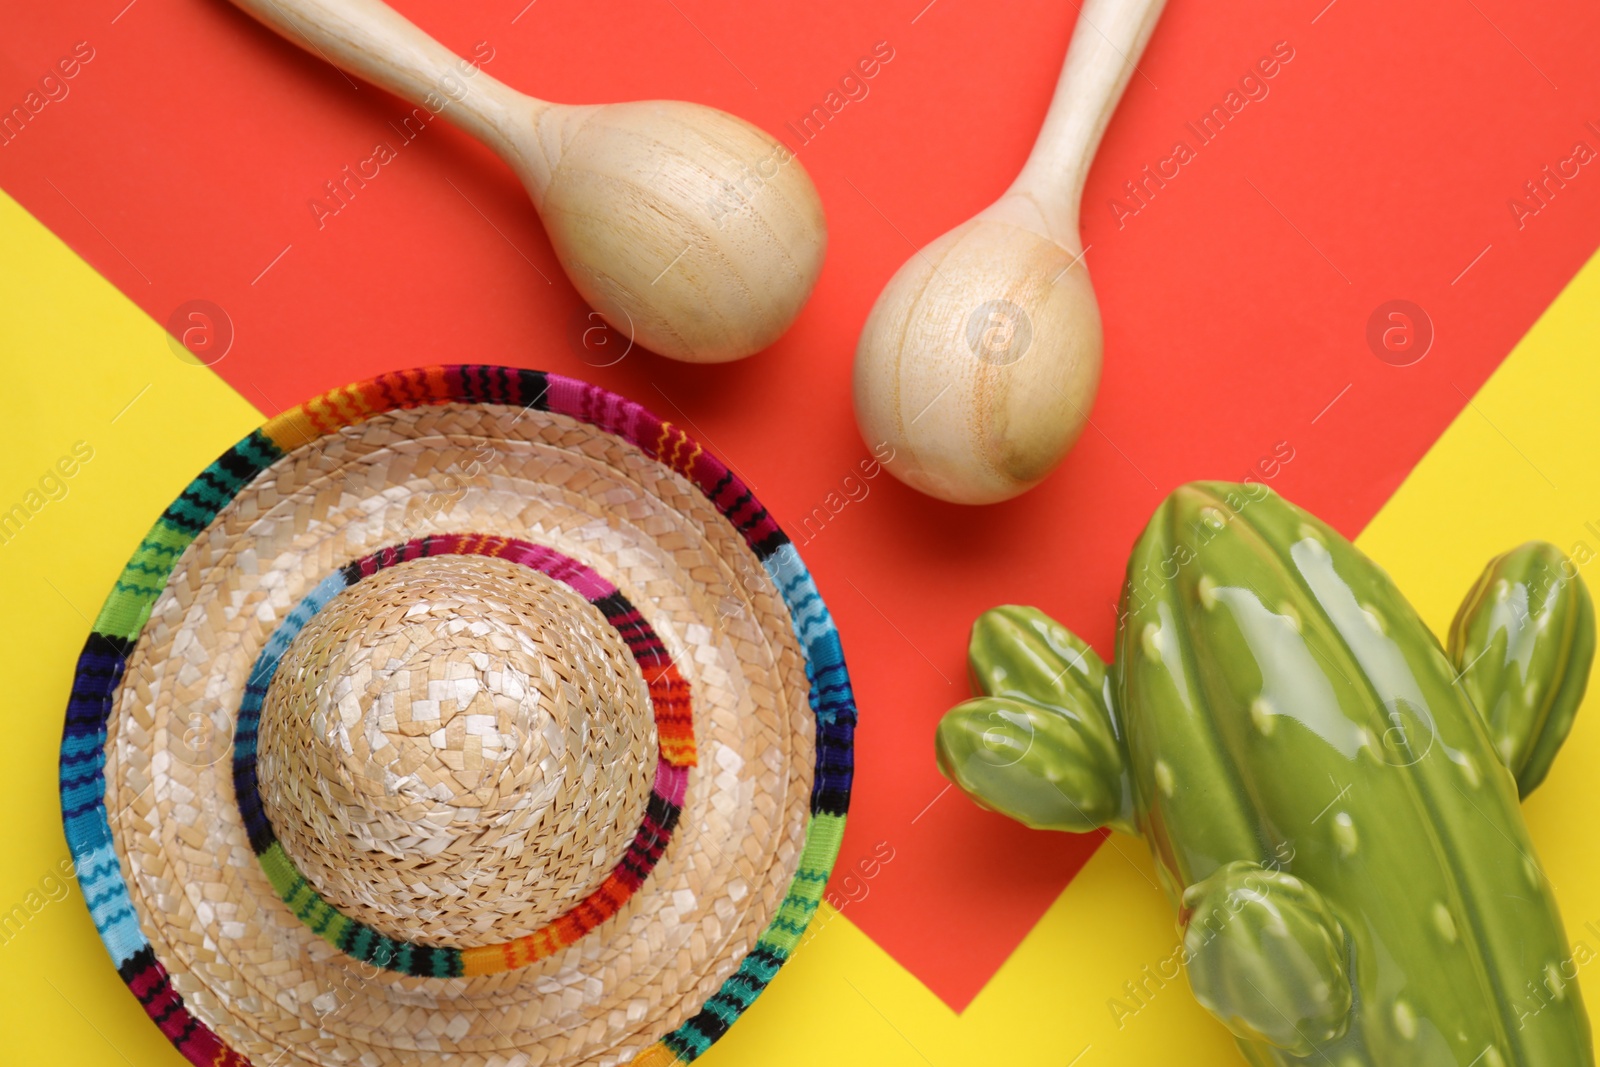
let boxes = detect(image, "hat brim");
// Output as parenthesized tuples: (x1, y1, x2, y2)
(60, 366, 856, 1066)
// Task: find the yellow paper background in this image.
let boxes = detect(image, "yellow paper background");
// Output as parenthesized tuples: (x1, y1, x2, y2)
(2, 185, 1597, 1063)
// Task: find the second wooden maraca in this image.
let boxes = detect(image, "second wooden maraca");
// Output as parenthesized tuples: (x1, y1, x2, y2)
(230, 0, 826, 363)
(853, 0, 1166, 503)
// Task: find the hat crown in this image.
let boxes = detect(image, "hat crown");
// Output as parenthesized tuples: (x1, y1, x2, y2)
(256, 554, 658, 946)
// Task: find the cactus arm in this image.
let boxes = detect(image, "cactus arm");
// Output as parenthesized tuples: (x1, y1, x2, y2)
(936, 695, 1133, 834)
(936, 605, 1135, 835)
(1179, 861, 1353, 1058)
(1448, 542, 1596, 797)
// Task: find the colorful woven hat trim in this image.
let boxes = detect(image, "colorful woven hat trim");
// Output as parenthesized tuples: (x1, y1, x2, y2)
(60, 365, 858, 1067)
(232, 533, 696, 979)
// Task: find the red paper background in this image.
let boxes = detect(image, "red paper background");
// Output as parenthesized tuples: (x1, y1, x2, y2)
(4, 0, 1599, 1009)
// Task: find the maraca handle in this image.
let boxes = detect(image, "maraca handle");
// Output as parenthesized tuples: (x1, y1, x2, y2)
(228, 0, 536, 162)
(1011, 0, 1167, 244)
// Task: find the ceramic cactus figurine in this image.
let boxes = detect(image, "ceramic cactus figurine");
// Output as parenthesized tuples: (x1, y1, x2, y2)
(936, 482, 1596, 1065)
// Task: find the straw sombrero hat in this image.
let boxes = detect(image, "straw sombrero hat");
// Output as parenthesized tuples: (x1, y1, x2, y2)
(59, 365, 855, 1066)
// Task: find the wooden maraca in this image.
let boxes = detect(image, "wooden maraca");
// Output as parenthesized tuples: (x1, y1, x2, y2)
(853, 0, 1165, 503)
(230, 0, 826, 363)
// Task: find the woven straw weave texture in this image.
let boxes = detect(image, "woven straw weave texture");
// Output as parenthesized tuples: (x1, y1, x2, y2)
(101, 403, 815, 1065)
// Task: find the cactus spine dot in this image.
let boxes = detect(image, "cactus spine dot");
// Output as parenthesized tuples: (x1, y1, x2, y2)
(1198, 574, 1219, 609)
(1154, 759, 1175, 797)
(1547, 962, 1568, 1001)
(1393, 999, 1418, 1040)
(1251, 697, 1276, 736)
(1482, 1048, 1506, 1067)
(1141, 622, 1163, 663)
(1332, 812, 1358, 857)
(1432, 902, 1457, 943)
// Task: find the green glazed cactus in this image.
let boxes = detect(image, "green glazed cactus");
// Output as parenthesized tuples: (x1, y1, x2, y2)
(937, 482, 1596, 1066)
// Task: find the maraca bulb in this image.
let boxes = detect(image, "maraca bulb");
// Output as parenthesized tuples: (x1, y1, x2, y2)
(538, 100, 826, 364)
(853, 216, 1102, 504)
